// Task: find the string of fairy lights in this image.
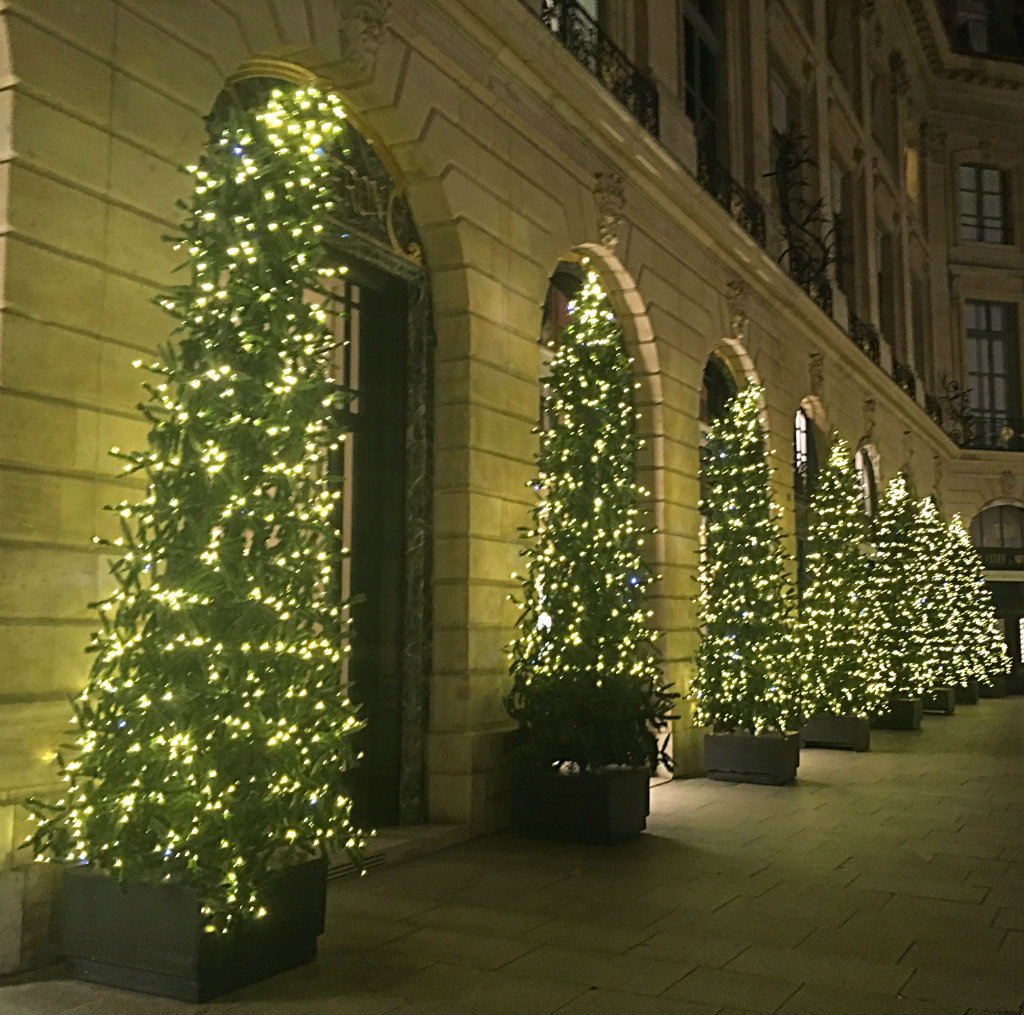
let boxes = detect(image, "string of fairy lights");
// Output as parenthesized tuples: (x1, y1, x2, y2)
(696, 391, 1010, 734)
(28, 87, 365, 931)
(505, 267, 675, 772)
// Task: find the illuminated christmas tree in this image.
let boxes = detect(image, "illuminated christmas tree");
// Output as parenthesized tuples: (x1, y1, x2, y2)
(946, 516, 1011, 684)
(797, 437, 888, 716)
(505, 268, 675, 771)
(870, 475, 935, 699)
(695, 384, 802, 734)
(28, 87, 364, 929)
(911, 497, 962, 690)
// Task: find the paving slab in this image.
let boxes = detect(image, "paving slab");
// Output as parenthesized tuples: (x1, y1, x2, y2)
(1, 697, 1023, 1015)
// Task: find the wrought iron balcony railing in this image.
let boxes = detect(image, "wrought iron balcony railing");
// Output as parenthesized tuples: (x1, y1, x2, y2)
(965, 412, 1024, 452)
(696, 148, 767, 247)
(925, 392, 944, 427)
(892, 358, 917, 399)
(977, 547, 1024, 570)
(847, 313, 881, 366)
(536, 0, 659, 136)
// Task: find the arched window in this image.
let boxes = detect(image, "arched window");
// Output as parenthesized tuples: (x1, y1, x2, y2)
(793, 407, 818, 594)
(700, 354, 738, 427)
(854, 446, 878, 519)
(970, 505, 1024, 569)
(699, 354, 739, 507)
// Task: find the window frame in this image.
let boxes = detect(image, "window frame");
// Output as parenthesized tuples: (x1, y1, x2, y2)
(958, 163, 1013, 245)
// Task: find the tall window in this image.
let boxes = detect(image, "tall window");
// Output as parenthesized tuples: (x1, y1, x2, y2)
(793, 408, 818, 594)
(684, 1, 726, 162)
(966, 300, 1021, 418)
(959, 164, 1012, 244)
(854, 447, 878, 519)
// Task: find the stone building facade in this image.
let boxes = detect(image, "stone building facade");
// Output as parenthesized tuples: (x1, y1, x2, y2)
(0, 0, 1022, 972)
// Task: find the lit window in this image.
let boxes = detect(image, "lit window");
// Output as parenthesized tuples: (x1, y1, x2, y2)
(959, 164, 1012, 244)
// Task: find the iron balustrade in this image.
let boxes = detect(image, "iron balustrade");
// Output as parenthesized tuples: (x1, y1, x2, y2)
(696, 148, 767, 247)
(848, 313, 881, 366)
(965, 412, 1024, 452)
(892, 359, 917, 400)
(977, 547, 1024, 570)
(536, 0, 659, 137)
(925, 392, 944, 427)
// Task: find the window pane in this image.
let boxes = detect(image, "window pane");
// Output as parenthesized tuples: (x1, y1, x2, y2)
(958, 165, 975, 189)
(991, 303, 1003, 331)
(981, 168, 1002, 192)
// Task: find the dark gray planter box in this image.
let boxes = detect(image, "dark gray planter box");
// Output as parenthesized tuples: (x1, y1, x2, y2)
(923, 687, 956, 715)
(955, 678, 980, 704)
(59, 858, 326, 1002)
(513, 767, 650, 845)
(704, 731, 799, 785)
(800, 713, 870, 752)
(869, 697, 923, 730)
(981, 675, 1008, 698)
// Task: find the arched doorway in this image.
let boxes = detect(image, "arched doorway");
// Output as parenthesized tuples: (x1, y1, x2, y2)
(212, 76, 434, 826)
(970, 504, 1024, 675)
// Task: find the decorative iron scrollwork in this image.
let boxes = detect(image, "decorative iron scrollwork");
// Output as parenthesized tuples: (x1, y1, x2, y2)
(766, 129, 836, 317)
(537, 0, 659, 136)
(332, 124, 422, 266)
(892, 359, 917, 399)
(940, 373, 975, 447)
(848, 313, 881, 366)
(697, 148, 767, 248)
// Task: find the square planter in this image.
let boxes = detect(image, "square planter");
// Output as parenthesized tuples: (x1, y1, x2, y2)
(800, 713, 870, 752)
(923, 687, 956, 715)
(59, 857, 327, 1002)
(513, 767, 650, 845)
(981, 675, 1008, 698)
(955, 678, 980, 704)
(704, 731, 800, 785)
(869, 697, 923, 731)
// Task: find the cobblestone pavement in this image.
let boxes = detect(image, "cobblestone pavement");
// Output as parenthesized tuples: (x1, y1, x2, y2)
(2, 697, 1022, 1015)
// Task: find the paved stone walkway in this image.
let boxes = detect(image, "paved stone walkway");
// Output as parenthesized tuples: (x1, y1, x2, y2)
(2, 697, 1022, 1015)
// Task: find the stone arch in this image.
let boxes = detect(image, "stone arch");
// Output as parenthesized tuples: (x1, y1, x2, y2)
(574, 243, 666, 546)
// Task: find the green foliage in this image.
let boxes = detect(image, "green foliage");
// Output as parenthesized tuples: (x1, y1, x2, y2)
(797, 437, 889, 716)
(27, 87, 364, 929)
(695, 385, 802, 734)
(912, 497, 963, 690)
(946, 516, 1012, 683)
(870, 475, 936, 699)
(505, 270, 675, 772)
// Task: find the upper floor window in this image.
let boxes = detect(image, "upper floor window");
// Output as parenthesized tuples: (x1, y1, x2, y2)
(684, 1, 726, 162)
(959, 164, 1012, 244)
(966, 299, 1020, 417)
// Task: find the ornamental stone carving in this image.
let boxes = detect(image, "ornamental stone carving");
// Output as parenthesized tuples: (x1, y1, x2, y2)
(593, 171, 625, 251)
(727, 278, 748, 341)
(337, 0, 391, 79)
(863, 398, 876, 440)
(1000, 469, 1018, 496)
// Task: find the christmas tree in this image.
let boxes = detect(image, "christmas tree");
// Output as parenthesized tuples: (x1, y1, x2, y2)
(911, 497, 962, 690)
(946, 516, 1011, 684)
(870, 475, 935, 699)
(28, 87, 364, 929)
(797, 437, 889, 716)
(695, 384, 802, 734)
(505, 268, 675, 772)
